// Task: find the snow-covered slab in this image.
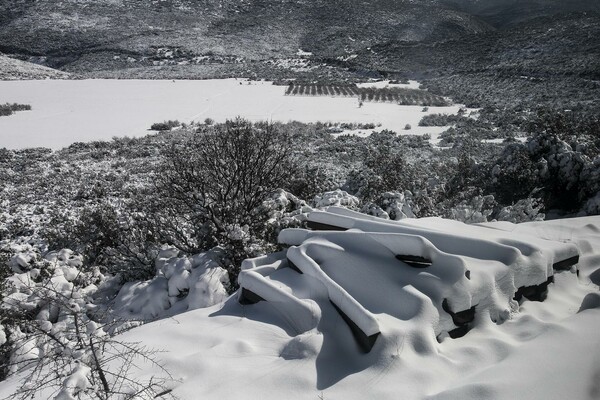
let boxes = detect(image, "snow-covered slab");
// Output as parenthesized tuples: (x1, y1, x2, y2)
(287, 242, 381, 340)
(308, 207, 579, 289)
(238, 258, 321, 334)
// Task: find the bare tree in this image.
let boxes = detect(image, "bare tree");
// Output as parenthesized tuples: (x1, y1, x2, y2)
(1, 274, 176, 400)
(151, 118, 296, 284)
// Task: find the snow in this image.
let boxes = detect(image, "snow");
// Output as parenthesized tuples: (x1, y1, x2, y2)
(313, 189, 360, 208)
(0, 211, 599, 399)
(0, 79, 460, 149)
(296, 49, 313, 57)
(54, 364, 91, 400)
(287, 242, 381, 337)
(482, 137, 528, 144)
(8, 211, 587, 399)
(428, 309, 600, 400)
(308, 207, 579, 288)
(238, 254, 321, 334)
(112, 248, 229, 321)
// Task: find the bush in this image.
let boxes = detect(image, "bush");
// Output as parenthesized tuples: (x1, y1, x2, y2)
(0, 245, 174, 399)
(345, 143, 418, 202)
(0, 103, 31, 117)
(44, 202, 158, 281)
(150, 120, 181, 131)
(490, 143, 542, 204)
(152, 118, 297, 287)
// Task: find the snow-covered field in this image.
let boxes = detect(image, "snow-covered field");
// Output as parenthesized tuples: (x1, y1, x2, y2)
(0, 79, 459, 149)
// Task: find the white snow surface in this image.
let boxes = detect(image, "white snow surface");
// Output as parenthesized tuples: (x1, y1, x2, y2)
(0, 79, 460, 149)
(1, 212, 599, 399)
(111, 248, 230, 321)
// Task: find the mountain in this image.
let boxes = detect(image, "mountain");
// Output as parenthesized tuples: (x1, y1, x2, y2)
(0, 0, 598, 83)
(443, 0, 600, 27)
(0, 0, 498, 72)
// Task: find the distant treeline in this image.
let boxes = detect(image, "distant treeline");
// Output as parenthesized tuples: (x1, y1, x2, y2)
(0, 103, 31, 117)
(285, 83, 449, 106)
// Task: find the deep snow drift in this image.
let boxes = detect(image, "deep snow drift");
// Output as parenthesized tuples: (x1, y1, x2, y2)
(1, 209, 598, 399)
(0, 79, 460, 149)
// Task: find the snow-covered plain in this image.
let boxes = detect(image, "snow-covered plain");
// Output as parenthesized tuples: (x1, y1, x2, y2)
(4, 210, 597, 400)
(0, 79, 460, 149)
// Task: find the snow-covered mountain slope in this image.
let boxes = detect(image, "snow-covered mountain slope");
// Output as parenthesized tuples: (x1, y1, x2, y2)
(107, 211, 600, 399)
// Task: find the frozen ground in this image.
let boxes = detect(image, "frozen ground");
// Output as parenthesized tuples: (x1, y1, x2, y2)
(0, 79, 459, 149)
(3, 210, 597, 399)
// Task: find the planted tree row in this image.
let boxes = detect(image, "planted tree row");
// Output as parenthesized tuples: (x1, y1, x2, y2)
(286, 83, 360, 97)
(357, 87, 449, 106)
(285, 84, 449, 106)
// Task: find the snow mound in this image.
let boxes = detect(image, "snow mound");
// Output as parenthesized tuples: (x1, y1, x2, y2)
(225, 209, 597, 396)
(112, 248, 229, 321)
(260, 207, 581, 348)
(12, 211, 596, 400)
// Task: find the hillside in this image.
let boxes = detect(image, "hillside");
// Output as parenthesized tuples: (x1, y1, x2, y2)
(2, 0, 598, 73)
(352, 13, 600, 111)
(0, 0, 491, 72)
(0, 53, 70, 80)
(443, 0, 600, 27)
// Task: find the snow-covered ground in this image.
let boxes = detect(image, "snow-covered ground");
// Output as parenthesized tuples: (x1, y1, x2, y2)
(3, 209, 597, 399)
(110, 211, 600, 399)
(0, 79, 459, 149)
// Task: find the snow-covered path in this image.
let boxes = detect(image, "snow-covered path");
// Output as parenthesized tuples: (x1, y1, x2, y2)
(0, 79, 458, 149)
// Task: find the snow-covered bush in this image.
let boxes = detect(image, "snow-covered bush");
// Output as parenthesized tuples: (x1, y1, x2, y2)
(362, 191, 417, 220)
(345, 143, 419, 202)
(287, 165, 339, 201)
(112, 247, 229, 321)
(43, 202, 158, 282)
(0, 238, 233, 397)
(520, 132, 599, 211)
(496, 198, 545, 223)
(445, 195, 496, 224)
(490, 143, 543, 204)
(264, 189, 311, 229)
(150, 119, 180, 131)
(0, 103, 31, 117)
(0, 241, 175, 399)
(313, 189, 360, 209)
